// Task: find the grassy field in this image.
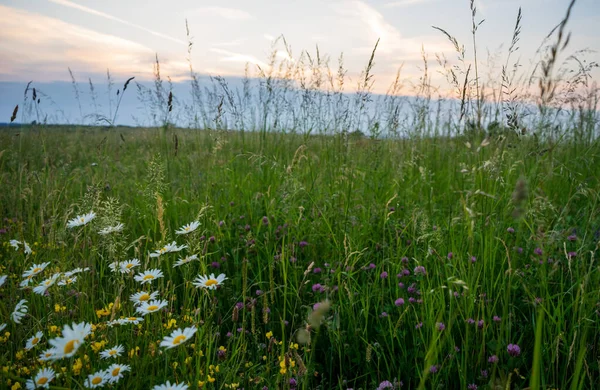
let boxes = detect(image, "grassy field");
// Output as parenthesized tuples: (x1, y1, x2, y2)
(0, 125, 599, 389)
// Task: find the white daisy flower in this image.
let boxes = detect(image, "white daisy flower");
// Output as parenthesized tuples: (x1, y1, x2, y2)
(130, 291, 159, 306)
(85, 370, 110, 388)
(175, 221, 200, 235)
(0, 275, 7, 287)
(67, 211, 96, 229)
(20, 275, 35, 288)
(99, 223, 124, 235)
(48, 322, 92, 359)
(193, 273, 228, 290)
(11, 240, 32, 254)
(63, 267, 89, 278)
(105, 363, 130, 383)
(119, 259, 141, 273)
(120, 316, 144, 325)
(160, 326, 197, 349)
(153, 381, 188, 390)
(149, 241, 188, 258)
(25, 331, 44, 350)
(99, 344, 124, 359)
(26, 367, 55, 389)
(10, 239, 20, 250)
(12, 299, 28, 324)
(58, 275, 78, 286)
(136, 299, 168, 316)
(134, 269, 164, 284)
(22, 262, 51, 279)
(173, 254, 199, 268)
(108, 261, 120, 273)
(38, 348, 59, 362)
(33, 273, 60, 295)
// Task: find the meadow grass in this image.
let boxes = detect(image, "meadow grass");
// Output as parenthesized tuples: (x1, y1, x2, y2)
(0, 124, 599, 389)
(1, 1, 600, 388)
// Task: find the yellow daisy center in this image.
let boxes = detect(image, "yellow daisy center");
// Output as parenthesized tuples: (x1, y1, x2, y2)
(32, 337, 39, 345)
(147, 305, 158, 311)
(33, 267, 42, 273)
(109, 350, 117, 355)
(111, 367, 121, 376)
(64, 339, 77, 354)
(37, 377, 49, 385)
(80, 218, 85, 222)
(205, 279, 218, 287)
(143, 274, 155, 280)
(185, 226, 190, 230)
(128, 317, 138, 321)
(92, 376, 102, 385)
(126, 263, 134, 269)
(139, 293, 150, 301)
(173, 335, 187, 345)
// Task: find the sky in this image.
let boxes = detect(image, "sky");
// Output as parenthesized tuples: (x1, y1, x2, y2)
(0, 0, 598, 124)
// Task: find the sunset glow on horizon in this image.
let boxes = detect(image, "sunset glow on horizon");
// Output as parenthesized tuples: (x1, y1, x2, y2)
(0, 0, 598, 95)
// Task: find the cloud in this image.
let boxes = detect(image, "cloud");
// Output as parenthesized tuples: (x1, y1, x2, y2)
(191, 7, 253, 21)
(209, 48, 268, 69)
(383, 0, 432, 8)
(0, 5, 187, 81)
(333, 1, 453, 57)
(211, 39, 247, 48)
(48, 0, 186, 45)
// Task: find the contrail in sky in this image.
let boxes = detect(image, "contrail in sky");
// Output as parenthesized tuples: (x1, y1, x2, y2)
(48, 0, 186, 45)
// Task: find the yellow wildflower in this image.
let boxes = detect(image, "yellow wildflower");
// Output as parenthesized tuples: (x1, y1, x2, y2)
(72, 358, 83, 375)
(164, 318, 177, 329)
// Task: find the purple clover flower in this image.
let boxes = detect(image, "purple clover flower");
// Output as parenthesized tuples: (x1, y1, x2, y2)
(377, 381, 394, 390)
(507, 343, 521, 357)
(395, 298, 405, 306)
(488, 355, 499, 364)
(414, 266, 426, 276)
